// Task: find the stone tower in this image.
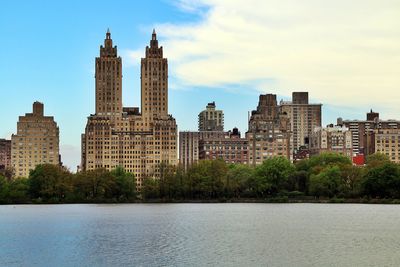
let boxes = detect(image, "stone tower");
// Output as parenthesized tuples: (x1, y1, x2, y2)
(95, 29, 122, 116)
(140, 29, 168, 125)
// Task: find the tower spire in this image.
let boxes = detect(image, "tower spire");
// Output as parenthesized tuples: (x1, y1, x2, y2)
(106, 28, 111, 39)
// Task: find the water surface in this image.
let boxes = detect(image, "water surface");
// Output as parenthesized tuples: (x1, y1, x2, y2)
(1, 204, 400, 266)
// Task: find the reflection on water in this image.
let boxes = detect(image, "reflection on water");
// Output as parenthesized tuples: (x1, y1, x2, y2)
(1, 204, 400, 267)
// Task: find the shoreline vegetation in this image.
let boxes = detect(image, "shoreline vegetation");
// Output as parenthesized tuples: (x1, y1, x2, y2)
(1, 153, 400, 205)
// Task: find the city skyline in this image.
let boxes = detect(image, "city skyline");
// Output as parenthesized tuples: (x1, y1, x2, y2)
(1, 0, 399, 170)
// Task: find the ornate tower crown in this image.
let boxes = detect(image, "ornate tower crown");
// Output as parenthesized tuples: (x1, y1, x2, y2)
(145, 29, 163, 58)
(100, 29, 117, 57)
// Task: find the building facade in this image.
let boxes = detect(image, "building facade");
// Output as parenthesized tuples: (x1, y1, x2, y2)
(0, 139, 11, 170)
(11, 102, 60, 178)
(198, 102, 224, 131)
(309, 125, 353, 157)
(338, 110, 400, 157)
(179, 131, 226, 171)
(246, 94, 291, 165)
(81, 30, 177, 189)
(199, 128, 248, 164)
(374, 129, 400, 163)
(280, 92, 322, 160)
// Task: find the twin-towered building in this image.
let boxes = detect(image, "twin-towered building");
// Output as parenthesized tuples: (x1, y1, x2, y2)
(6, 30, 400, 180)
(81, 30, 177, 189)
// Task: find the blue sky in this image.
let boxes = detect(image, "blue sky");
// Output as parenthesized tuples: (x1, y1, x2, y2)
(1, 0, 399, 170)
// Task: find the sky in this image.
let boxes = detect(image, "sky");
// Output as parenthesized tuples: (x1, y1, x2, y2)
(1, 0, 399, 171)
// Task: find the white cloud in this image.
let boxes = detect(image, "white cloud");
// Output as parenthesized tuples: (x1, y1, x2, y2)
(132, 0, 400, 113)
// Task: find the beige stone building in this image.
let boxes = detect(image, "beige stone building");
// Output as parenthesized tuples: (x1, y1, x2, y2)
(246, 94, 291, 165)
(280, 92, 322, 160)
(198, 102, 224, 131)
(11, 102, 60, 178)
(374, 129, 400, 163)
(309, 125, 353, 157)
(81, 30, 177, 189)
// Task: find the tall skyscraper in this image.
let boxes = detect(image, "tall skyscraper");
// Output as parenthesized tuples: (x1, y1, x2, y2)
(141, 29, 168, 122)
(280, 92, 322, 159)
(11, 102, 60, 178)
(246, 94, 291, 165)
(82, 30, 177, 189)
(198, 102, 224, 131)
(95, 29, 122, 116)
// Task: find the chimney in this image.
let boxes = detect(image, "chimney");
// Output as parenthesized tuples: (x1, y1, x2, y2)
(33, 101, 44, 116)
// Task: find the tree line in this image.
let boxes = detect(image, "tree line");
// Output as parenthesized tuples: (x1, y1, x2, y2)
(1, 153, 400, 204)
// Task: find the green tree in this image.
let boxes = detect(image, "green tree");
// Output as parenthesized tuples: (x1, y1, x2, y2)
(365, 153, 390, 168)
(255, 157, 295, 196)
(111, 166, 136, 201)
(73, 169, 115, 201)
(226, 164, 254, 198)
(362, 162, 400, 198)
(29, 164, 72, 202)
(287, 170, 309, 193)
(309, 166, 342, 198)
(0, 175, 9, 203)
(340, 165, 363, 197)
(142, 177, 160, 199)
(7, 178, 30, 203)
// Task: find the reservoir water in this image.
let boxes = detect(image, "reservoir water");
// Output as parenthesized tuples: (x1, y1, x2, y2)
(1, 204, 400, 266)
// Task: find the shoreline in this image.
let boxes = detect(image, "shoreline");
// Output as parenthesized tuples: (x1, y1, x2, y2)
(2, 197, 400, 205)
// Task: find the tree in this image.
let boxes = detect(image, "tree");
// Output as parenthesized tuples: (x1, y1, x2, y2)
(362, 162, 400, 198)
(340, 165, 363, 197)
(142, 177, 160, 199)
(111, 166, 136, 201)
(255, 157, 295, 195)
(309, 166, 342, 198)
(287, 170, 309, 193)
(0, 175, 9, 203)
(7, 178, 30, 203)
(73, 169, 115, 201)
(308, 153, 352, 168)
(226, 164, 254, 198)
(365, 153, 390, 168)
(29, 164, 72, 202)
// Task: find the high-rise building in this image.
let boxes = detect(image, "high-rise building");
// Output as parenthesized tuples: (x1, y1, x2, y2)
(0, 139, 11, 170)
(95, 29, 122, 116)
(141, 29, 169, 122)
(81, 30, 177, 189)
(198, 102, 224, 131)
(246, 94, 291, 165)
(11, 102, 60, 178)
(280, 92, 322, 159)
(309, 125, 353, 157)
(338, 110, 400, 157)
